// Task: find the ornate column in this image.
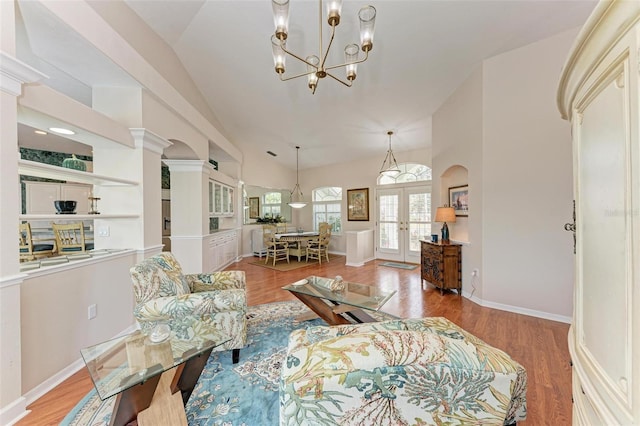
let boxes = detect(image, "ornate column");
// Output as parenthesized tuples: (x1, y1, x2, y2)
(162, 160, 211, 273)
(0, 47, 48, 426)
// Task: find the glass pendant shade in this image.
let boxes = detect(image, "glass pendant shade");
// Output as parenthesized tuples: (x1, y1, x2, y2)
(345, 44, 358, 81)
(326, 0, 343, 26)
(272, 0, 290, 39)
(358, 6, 376, 52)
(271, 35, 286, 74)
(307, 55, 320, 90)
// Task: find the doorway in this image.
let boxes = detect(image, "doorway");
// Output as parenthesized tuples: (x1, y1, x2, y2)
(376, 185, 431, 264)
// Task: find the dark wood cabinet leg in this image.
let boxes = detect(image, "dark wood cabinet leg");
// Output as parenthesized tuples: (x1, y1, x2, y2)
(232, 348, 240, 364)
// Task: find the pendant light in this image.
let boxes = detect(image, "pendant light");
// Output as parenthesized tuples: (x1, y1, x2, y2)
(289, 146, 307, 209)
(379, 130, 400, 177)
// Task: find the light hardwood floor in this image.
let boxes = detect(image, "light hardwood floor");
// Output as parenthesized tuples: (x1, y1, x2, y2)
(17, 255, 572, 425)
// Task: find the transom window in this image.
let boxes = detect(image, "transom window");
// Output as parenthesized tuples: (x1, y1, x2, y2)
(263, 192, 282, 217)
(378, 163, 432, 185)
(312, 187, 342, 232)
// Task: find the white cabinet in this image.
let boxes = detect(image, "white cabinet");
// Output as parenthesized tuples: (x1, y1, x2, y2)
(24, 182, 91, 214)
(208, 229, 238, 271)
(209, 180, 234, 216)
(557, 2, 640, 424)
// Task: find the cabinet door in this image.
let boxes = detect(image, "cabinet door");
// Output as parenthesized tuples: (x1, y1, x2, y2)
(214, 183, 222, 214)
(61, 184, 91, 214)
(209, 181, 214, 214)
(25, 182, 61, 214)
(228, 188, 234, 214)
(222, 186, 229, 214)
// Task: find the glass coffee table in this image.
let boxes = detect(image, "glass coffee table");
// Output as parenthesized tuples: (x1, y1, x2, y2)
(282, 276, 396, 325)
(81, 329, 229, 426)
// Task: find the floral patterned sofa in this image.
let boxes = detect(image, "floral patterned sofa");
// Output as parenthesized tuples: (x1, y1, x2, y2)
(280, 318, 527, 425)
(129, 252, 247, 363)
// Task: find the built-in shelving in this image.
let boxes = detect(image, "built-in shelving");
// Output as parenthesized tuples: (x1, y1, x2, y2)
(18, 159, 138, 186)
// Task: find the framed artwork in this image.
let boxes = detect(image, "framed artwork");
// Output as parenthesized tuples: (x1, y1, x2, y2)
(347, 188, 369, 221)
(249, 197, 260, 219)
(449, 185, 469, 217)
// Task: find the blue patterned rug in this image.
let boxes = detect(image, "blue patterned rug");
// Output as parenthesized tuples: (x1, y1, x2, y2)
(61, 301, 324, 425)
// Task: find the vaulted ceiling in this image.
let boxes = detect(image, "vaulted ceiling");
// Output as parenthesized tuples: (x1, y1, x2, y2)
(16, 0, 597, 170)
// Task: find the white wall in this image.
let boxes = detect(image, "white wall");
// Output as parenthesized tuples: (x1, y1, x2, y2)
(433, 67, 484, 299)
(481, 28, 576, 319)
(433, 28, 577, 321)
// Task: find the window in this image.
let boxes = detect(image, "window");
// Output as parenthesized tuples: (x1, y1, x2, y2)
(378, 163, 432, 185)
(262, 192, 282, 217)
(312, 187, 342, 232)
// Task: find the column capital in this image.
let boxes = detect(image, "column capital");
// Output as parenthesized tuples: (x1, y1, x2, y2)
(162, 159, 212, 174)
(130, 128, 172, 154)
(0, 52, 48, 96)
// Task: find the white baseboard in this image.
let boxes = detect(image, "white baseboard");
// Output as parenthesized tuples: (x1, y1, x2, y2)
(461, 290, 571, 323)
(0, 397, 28, 426)
(20, 324, 138, 411)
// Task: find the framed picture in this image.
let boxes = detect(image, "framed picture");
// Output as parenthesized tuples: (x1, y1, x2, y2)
(347, 188, 369, 221)
(249, 197, 260, 219)
(449, 185, 469, 217)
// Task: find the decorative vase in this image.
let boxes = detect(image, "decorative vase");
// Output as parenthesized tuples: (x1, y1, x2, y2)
(61, 154, 86, 171)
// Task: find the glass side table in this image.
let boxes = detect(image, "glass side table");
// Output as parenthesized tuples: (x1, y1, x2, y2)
(81, 329, 229, 426)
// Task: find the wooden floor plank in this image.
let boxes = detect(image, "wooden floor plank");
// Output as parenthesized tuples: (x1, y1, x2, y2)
(16, 256, 571, 426)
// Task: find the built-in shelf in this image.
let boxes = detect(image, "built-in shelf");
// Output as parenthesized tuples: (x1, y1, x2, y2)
(18, 159, 138, 186)
(20, 214, 139, 220)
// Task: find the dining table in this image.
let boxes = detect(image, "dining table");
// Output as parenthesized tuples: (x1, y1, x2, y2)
(275, 231, 319, 261)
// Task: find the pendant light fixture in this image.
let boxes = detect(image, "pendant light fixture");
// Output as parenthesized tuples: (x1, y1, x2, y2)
(289, 146, 307, 209)
(379, 130, 400, 177)
(270, 0, 377, 94)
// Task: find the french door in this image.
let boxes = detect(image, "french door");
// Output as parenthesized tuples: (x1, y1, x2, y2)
(377, 185, 431, 264)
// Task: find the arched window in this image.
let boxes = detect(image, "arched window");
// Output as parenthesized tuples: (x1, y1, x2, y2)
(378, 163, 432, 185)
(312, 187, 342, 232)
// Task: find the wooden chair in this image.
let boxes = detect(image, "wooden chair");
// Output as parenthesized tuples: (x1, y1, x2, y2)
(263, 225, 289, 266)
(306, 226, 331, 264)
(51, 222, 94, 254)
(19, 222, 56, 261)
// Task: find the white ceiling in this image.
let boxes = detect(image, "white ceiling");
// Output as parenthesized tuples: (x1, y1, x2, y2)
(16, 0, 597, 170)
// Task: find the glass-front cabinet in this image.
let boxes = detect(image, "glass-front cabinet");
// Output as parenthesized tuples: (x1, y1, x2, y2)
(209, 179, 234, 217)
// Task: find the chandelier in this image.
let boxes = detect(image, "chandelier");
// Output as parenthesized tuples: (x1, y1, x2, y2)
(271, 0, 377, 94)
(289, 146, 307, 209)
(379, 130, 400, 177)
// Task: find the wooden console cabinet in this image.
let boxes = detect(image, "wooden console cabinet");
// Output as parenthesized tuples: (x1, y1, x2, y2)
(420, 240, 461, 294)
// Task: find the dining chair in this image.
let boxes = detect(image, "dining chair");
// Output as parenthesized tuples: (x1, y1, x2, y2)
(51, 222, 94, 254)
(262, 225, 289, 266)
(306, 226, 331, 264)
(19, 222, 56, 261)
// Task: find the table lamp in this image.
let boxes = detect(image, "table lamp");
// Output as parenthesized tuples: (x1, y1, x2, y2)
(434, 206, 456, 243)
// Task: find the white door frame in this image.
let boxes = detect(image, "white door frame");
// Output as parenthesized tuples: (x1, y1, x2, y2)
(375, 183, 431, 263)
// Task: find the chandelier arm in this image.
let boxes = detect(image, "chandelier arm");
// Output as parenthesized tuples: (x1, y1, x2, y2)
(279, 69, 320, 82)
(320, 24, 337, 70)
(323, 49, 369, 72)
(279, 41, 320, 69)
(325, 71, 353, 88)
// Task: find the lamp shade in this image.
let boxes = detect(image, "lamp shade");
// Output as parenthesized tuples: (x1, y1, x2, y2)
(434, 207, 456, 223)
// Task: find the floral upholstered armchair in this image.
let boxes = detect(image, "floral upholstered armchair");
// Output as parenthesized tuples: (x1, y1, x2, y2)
(280, 318, 527, 425)
(129, 252, 247, 363)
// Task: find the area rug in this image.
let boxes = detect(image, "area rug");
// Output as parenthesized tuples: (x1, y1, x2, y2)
(61, 301, 325, 426)
(249, 254, 342, 271)
(380, 261, 418, 270)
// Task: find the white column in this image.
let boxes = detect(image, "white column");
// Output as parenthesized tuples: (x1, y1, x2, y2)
(0, 47, 48, 424)
(163, 160, 211, 273)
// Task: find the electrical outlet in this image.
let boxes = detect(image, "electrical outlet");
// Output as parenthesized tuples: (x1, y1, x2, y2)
(97, 226, 110, 237)
(472, 268, 479, 277)
(88, 304, 97, 320)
